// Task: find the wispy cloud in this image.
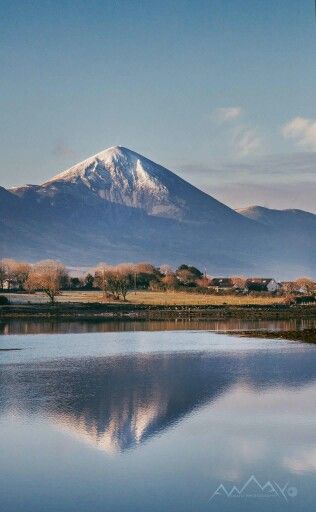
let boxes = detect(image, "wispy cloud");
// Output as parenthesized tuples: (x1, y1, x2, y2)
(179, 152, 316, 212)
(181, 152, 316, 181)
(215, 106, 243, 123)
(282, 117, 316, 150)
(233, 127, 262, 157)
(212, 106, 262, 157)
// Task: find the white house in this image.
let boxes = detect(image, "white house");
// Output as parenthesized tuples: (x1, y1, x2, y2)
(245, 278, 280, 293)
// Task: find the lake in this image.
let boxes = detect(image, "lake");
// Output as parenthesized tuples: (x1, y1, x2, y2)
(1, 323, 316, 511)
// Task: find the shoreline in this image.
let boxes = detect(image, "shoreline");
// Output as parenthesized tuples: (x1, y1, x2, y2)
(224, 328, 316, 344)
(1, 303, 316, 321)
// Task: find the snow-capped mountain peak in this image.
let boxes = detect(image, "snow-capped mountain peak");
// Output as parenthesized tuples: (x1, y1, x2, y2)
(36, 145, 232, 221)
(42, 146, 184, 217)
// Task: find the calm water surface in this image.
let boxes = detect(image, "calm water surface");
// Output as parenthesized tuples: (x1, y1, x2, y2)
(1, 317, 316, 335)
(1, 326, 316, 512)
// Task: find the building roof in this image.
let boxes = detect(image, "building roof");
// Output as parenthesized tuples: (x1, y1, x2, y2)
(210, 278, 233, 287)
(246, 278, 275, 285)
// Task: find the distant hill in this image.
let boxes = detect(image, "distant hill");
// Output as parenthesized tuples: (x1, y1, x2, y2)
(1, 146, 315, 278)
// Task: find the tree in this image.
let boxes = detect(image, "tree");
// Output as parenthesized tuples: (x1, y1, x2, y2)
(25, 260, 68, 304)
(176, 264, 203, 286)
(70, 277, 82, 290)
(133, 262, 160, 289)
(84, 273, 94, 289)
(1, 259, 15, 290)
(295, 277, 315, 294)
(177, 264, 202, 277)
(159, 264, 173, 276)
(115, 263, 134, 301)
(196, 276, 211, 288)
(281, 281, 298, 295)
(0, 259, 30, 290)
(231, 276, 247, 289)
(0, 261, 7, 291)
(94, 263, 110, 297)
(11, 261, 30, 290)
(94, 263, 134, 300)
(162, 273, 178, 291)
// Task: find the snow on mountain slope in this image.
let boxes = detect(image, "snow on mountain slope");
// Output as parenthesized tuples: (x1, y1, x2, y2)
(44, 146, 178, 216)
(12, 146, 237, 222)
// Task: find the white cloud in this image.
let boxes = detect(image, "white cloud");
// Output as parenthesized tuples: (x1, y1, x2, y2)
(282, 116, 316, 150)
(215, 106, 243, 123)
(233, 127, 262, 157)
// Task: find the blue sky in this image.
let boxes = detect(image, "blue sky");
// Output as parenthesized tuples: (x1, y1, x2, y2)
(1, 0, 316, 211)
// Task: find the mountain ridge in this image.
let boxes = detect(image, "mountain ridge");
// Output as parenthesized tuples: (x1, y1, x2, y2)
(1, 146, 316, 278)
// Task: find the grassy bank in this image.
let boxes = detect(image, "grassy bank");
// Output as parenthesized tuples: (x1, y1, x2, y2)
(4, 290, 285, 306)
(1, 290, 315, 323)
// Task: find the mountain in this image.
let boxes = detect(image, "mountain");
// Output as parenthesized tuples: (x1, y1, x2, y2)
(1, 146, 315, 277)
(2, 348, 316, 452)
(237, 205, 316, 229)
(39, 146, 237, 222)
(11, 146, 244, 226)
(237, 205, 316, 277)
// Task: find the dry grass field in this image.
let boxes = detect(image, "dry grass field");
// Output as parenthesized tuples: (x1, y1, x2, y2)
(6, 290, 284, 306)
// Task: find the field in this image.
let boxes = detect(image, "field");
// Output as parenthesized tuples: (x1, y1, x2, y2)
(5, 290, 284, 306)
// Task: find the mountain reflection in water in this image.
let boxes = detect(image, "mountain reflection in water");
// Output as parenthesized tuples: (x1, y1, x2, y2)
(2, 346, 316, 453)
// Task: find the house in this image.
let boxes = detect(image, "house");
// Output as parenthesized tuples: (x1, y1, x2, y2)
(245, 278, 279, 293)
(209, 278, 233, 291)
(1, 278, 20, 291)
(280, 281, 316, 294)
(2, 279, 10, 290)
(280, 281, 302, 294)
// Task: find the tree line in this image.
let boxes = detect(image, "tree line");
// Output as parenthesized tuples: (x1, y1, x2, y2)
(0, 258, 315, 304)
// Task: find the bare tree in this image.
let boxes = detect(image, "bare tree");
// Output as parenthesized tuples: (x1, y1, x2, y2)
(281, 281, 298, 295)
(134, 262, 155, 274)
(1, 259, 16, 289)
(159, 264, 173, 276)
(231, 276, 247, 289)
(115, 263, 134, 301)
(9, 260, 30, 290)
(295, 277, 315, 294)
(94, 263, 110, 298)
(0, 260, 7, 290)
(94, 263, 134, 300)
(0, 259, 31, 290)
(25, 260, 68, 304)
(196, 276, 211, 288)
(176, 268, 196, 286)
(162, 273, 178, 291)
